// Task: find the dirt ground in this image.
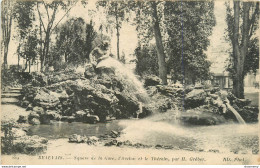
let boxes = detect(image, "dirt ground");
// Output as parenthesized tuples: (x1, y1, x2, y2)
(1, 103, 29, 122)
(1, 138, 259, 165)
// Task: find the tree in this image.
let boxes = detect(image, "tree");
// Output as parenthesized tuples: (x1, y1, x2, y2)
(16, 30, 38, 73)
(1, 0, 15, 69)
(225, 2, 259, 98)
(53, 17, 84, 65)
(85, 20, 97, 60)
(130, 1, 214, 85)
(97, 1, 168, 85)
(125, 1, 168, 84)
(52, 17, 97, 67)
(97, 0, 129, 60)
(13, 1, 35, 70)
(164, 1, 215, 84)
(135, 45, 159, 76)
(36, 0, 77, 71)
(151, 2, 167, 84)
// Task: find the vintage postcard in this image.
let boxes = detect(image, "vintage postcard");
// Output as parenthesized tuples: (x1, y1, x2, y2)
(1, 0, 259, 165)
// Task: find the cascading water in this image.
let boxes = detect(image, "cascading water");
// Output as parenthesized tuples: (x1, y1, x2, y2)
(225, 102, 246, 124)
(96, 56, 150, 104)
(136, 102, 143, 119)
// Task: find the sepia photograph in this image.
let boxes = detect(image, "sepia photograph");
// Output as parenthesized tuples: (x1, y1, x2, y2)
(1, 0, 259, 165)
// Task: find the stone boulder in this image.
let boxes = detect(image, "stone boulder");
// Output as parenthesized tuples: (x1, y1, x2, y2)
(68, 134, 99, 145)
(26, 104, 33, 111)
(83, 115, 100, 124)
(46, 80, 76, 95)
(69, 134, 88, 143)
(48, 70, 83, 85)
(46, 110, 61, 121)
(28, 111, 40, 123)
(109, 131, 120, 138)
(180, 106, 226, 125)
(95, 74, 124, 91)
(17, 115, 27, 123)
(12, 128, 27, 138)
(234, 98, 251, 108)
(39, 113, 51, 125)
(114, 91, 139, 118)
(184, 89, 207, 109)
(20, 100, 30, 108)
(12, 135, 48, 155)
(29, 118, 40, 125)
(33, 89, 60, 109)
(20, 86, 40, 103)
(146, 86, 158, 96)
(30, 108, 58, 124)
(32, 106, 44, 114)
(235, 106, 258, 123)
(72, 79, 119, 121)
(144, 75, 161, 87)
(87, 136, 99, 145)
(137, 105, 153, 118)
(156, 85, 184, 98)
(75, 110, 88, 122)
(1, 122, 48, 155)
(67, 116, 76, 123)
(84, 64, 96, 78)
(31, 72, 48, 87)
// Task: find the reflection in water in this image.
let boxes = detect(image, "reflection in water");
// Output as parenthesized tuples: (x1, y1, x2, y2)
(27, 120, 124, 139)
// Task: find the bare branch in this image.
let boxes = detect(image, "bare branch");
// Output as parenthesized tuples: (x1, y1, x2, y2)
(248, 2, 259, 38)
(43, 1, 50, 22)
(48, 3, 58, 30)
(37, 2, 47, 33)
(50, 3, 77, 34)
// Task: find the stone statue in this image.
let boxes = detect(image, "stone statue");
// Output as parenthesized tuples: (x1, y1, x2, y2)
(89, 40, 110, 67)
(84, 41, 110, 78)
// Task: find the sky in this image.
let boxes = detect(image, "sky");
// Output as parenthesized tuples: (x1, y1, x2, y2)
(4, 0, 230, 74)
(205, 1, 231, 74)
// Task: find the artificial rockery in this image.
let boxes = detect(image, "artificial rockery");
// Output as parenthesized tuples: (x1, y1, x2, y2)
(18, 62, 258, 126)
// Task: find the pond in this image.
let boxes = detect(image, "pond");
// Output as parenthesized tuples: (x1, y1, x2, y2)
(27, 120, 125, 139)
(28, 118, 259, 154)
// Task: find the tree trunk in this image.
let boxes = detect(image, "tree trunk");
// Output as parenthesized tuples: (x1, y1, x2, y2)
(3, 20, 12, 70)
(41, 30, 50, 70)
(24, 57, 28, 72)
(136, 2, 142, 49)
(18, 53, 20, 71)
(116, 24, 120, 60)
(232, 1, 242, 98)
(2, 0, 12, 70)
(151, 2, 167, 85)
(39, 20, 44, 72)
(232, 2, 251, 99)
(65, 53, 68, 62)
(3, 45, 8, 69)
(29, 60, 31, 73)
(45, 36, 50, 66)
(115, 4, 120, 60)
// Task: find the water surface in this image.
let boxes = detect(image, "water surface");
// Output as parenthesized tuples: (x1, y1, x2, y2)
(28, 118, 259, 154)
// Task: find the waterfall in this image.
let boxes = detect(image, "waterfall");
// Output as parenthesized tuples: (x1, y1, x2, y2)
(136, 102, 143, 119)
(96, 57, 150, 103)
(225, 102, 246, 124)
(96, 56, 247, 125)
